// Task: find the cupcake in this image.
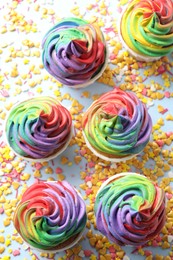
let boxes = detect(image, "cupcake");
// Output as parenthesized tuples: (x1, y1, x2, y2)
(13, 180, 87, 252)
(82, 88, 152, 162)
(94, 173, 166, 246)
(42, 17, 108, 88)
(118, 0, 173, 62)
(5, 96, 73, 161)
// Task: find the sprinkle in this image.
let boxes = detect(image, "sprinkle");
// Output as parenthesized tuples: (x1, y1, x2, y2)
(74, 156, 82, 164)
(84, 250, 92, 257)
(55, 167, 63, 174)
(12, 250, 20, 256)
(0, 236, 5, 243)
(60, 156, 69, 165)
(0, 246, 5, 254)
(166, 114, 173, 121)
(165, 91, 170, 98)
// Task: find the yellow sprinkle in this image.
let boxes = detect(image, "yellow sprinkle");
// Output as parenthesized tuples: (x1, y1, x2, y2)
(23, 59, 29, 64)
(15, 236, 23, 244)
(34, 4, 40, 11)
(0, 112, 6, 120)
(157, 118, 164, 126)
(58, 174, 65, 181)
(166, 114, 173, 121)
(89, 237, 96, 247)
(0, 236, 5, 243)
(74, 156, 82, 164)
(20, 173, 31, 181)
(90, 254, 97, 260)
(5, 239, 11, 247)
(48, 9, 55, 15)
(3, 218, 11, 227)
(34, 170, 42, 178)
(0, 246, 5, 254)
(0, 27, 7, 34)
(40, 252, 48, 257)
(36, 87, 42, 94)
(10, 69, 18, 77)
(60, 156, 69, 165)
(162, 241, 170, 249)
(47, 177, 55, 181)
(12, 182, 20, 190)
(45, 167, 53, 174)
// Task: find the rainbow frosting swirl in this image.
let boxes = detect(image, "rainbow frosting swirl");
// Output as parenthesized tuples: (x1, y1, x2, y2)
(82, 88, 152, 159)
(94, 173, 166, 246)
(13, 181, 87, 250)
(6, 97, 72, 159)
(42, 17, 107, 86)
(121, 0, 173, 57)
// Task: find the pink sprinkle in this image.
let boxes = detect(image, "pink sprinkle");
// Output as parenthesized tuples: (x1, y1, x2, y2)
(110, 54, 117, 60)
(117, 6, 122, 13)
(34, 162, 43, 170)
(55, 167, 63, 174)
(165, 91, 170, 98)
(88, 162, 95, 168)
(156, 140, 164, 147)
(138, 62, 144, 68)
(13, 250, 20, 256)
(144, 250, 152, 256)
(141, 88, 147, 95)
(85, 176, 91, 182)
(130, 74, 136, 81)
(157, 65, 166, 74)
(28, 92, 34, 97)
(109, 246, 115, 253)
(166, 193, 173, 200)
(152, 240, 158, 247)
(155, 235, 162, 242)
(104, 27, 115, 33)
(84, 250, 92, 257)
(0, 207, 4, 214)
(0, 89, 9, 97)
(160, 108, 168, 114)
(110, 253, 116, 258)
(166, 132, 173, 137)
(85, 189, 93, 196)
(80, 149, 86, 156)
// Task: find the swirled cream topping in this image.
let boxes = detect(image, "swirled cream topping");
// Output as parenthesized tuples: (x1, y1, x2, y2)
(42, 17, 106, 86)
(13, 181, 87, 250)
(6, 97, 72, 159)
(121, 0, 173, 57)
(94, 174, 166, 246)
(82, 88, 152, 158)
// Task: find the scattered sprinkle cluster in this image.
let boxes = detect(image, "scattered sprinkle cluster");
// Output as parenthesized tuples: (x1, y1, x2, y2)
(0, 0, 173, 260)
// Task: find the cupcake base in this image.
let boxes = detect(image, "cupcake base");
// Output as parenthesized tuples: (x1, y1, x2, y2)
(83, 131, 137, 162)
